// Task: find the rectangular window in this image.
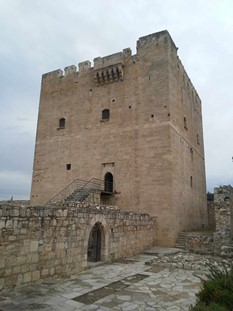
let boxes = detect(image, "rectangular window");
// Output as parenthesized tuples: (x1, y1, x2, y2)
(102, 109, 110, 120)
(184, 117, 188, 130)
(66, 164, 71, 170)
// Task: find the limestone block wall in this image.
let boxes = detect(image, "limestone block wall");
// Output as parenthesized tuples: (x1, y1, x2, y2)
(214, 185, 233, 256)
(168, 38, 207, 238)
(0, 203, 156, 289)
(30, 30, 207, 247)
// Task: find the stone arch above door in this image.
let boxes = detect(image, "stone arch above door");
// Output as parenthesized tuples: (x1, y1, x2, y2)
(83, 214, 109, 264)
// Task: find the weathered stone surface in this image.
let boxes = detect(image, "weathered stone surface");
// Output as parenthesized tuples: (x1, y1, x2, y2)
(174, 185, 233, 258)
(175, 231, 214, 255)
(0, 252, 215, 311)
(30, 30, 207, 246)
(150, 251, 232, 272)
(214, 185, 233, 256)
(0, 202, 156, 288)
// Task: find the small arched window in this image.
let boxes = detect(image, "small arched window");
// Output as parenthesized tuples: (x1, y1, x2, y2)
(59, 118, 65, 129)
(104, 172, 113, 193)
(102, 109, 110, 120)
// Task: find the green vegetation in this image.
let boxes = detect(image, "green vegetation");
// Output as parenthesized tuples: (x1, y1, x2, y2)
(190, 302, 228, 311)
(190, 262, 233, 311)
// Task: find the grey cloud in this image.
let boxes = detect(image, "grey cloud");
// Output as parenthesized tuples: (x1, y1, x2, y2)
(0, 0, 233, 198)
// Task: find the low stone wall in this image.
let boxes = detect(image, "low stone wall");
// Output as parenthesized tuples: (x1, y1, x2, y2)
(0, 203, 156, 289)
(0, 200, 30, 207)
(176, 186, 233, 257)
(148, 251, 232, 271)
(178, 231, 214, 255)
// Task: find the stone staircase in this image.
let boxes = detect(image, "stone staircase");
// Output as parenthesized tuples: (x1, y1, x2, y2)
(66, 187, 96, 202)
(46, 178, 104, 205)
(175, 232, 188, 249)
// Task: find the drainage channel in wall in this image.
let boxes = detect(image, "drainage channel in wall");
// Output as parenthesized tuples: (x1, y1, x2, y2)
(73, 273, 149, 305)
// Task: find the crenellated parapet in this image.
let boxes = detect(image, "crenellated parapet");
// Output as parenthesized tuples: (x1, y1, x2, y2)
(41, 31, 178, 85)
(41, 31, 178, 86)
(64, 65, 77, 75)
(41, 48, 132, 86)
(137, 30, 177, 52)
(42, 69, 63, 80)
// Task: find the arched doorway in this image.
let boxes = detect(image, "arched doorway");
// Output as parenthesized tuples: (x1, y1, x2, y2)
(87, 223, 102, 262)
(104, 172, 113, 193)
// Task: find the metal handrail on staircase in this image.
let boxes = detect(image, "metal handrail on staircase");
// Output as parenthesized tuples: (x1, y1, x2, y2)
(46, 178, 111, 204)
(46, 179, 89, 204)
(65, 178, 103, 202)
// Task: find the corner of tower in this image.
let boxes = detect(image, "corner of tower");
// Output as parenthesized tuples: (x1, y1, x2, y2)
(136, 30, 178, 55)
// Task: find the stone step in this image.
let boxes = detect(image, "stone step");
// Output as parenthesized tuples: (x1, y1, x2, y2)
(142, 247, 183, 256)
(175, 241, 186, 244)
(174, 232, 188, 249)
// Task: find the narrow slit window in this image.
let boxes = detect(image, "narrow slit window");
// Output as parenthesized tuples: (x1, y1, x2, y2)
(59, 118, 65, 129)
(197, 134, 200, 145)
(190, 176, 193, 187)
(184, 117, 187, 130)
(102, 109, 110, 120)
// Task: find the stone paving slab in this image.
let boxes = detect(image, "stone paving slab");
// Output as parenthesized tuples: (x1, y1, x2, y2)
(143, 247, 185, 256)
(0, 250, 207, 311)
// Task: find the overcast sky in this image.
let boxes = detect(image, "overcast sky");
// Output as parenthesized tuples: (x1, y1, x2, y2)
(0, 0, 233, 200)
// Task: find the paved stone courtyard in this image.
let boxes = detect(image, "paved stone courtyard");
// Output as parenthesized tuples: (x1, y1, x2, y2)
(0, 248, 222, 311)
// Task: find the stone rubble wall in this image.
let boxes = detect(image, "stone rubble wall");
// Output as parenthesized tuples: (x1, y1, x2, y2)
(0, 203, 156, 289)
(175, 186, 233, 257)
(147, 251, 232, 272)
(214, 185, 233, 257)
(0, 200, 30, 207)
(207, 194, 215, 229)
(183, 232, 214, 255)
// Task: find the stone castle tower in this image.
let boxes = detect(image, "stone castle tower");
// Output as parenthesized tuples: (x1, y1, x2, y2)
(30, 30, 207, 246)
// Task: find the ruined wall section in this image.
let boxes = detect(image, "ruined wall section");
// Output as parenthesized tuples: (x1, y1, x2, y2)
(0, 203, 156, 289)
(214, 186, 233, 256)
(207, 193, 215, 229)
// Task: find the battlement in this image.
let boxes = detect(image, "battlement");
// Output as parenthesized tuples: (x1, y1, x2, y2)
(41, 31, 174, 81)
(42, 69, 63, 80)
(93, 48, 131, 70)
(41, 30, 178, 84)
(42, 47, 132, 84)
(137, 30, 177, 51)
